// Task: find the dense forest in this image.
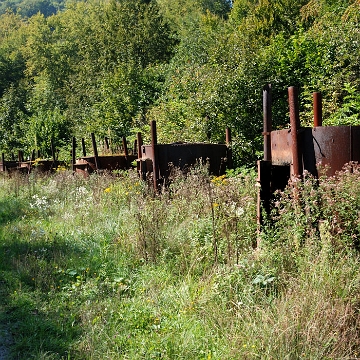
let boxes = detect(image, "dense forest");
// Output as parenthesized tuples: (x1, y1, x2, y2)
(0, 0, 359, 165)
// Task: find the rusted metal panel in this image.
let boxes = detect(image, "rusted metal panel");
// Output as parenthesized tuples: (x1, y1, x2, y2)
(271, 125, 360, 176)
(0, 159, 62, 173)
(271, 129, 292, 165)
(74, 155, 136, 176)
(140, 143, 228, 178)
(0, 160, 18, 172)
(311, 126, 360, 176)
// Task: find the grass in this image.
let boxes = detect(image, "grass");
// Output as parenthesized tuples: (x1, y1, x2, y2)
(0, 164, 359, 359)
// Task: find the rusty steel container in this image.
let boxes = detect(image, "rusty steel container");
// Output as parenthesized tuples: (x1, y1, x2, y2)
(0, 160, 19, 172)
(271, 125, 360, 176)
(74, 155, 137, 176)
(139, 142, 229, 179)
(257, 86, 360, 236)
(0, 159, 63, 173)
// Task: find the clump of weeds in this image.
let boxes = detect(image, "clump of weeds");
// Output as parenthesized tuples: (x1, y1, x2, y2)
(0, 164, 360, 359)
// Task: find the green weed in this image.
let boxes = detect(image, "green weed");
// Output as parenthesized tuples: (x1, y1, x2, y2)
(0, 165, 359, 359)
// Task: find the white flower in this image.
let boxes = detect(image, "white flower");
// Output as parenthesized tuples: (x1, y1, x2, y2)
(235, 207, 244, 217)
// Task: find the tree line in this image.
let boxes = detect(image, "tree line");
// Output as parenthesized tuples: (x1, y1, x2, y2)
(0, 0, 359, 165)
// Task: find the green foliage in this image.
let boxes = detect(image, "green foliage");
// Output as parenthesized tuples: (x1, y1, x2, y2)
(0, 0, 64, 17)
(0, 84, 28, 153)
(327, 83, 360, 126)
(0, 0, 359, 166)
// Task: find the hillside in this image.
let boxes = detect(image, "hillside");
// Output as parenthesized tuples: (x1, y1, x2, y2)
(0, 0, 65, 17)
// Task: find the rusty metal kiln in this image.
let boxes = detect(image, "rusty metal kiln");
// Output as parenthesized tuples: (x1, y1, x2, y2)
(257, 85, 360, 226)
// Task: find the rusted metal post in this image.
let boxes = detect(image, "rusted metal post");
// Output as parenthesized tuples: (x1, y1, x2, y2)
(137, 132, 143, 157)
(263, 84, 272, 161)
(2, 153, 5, 172)
(151, 120, 159, 192)
(122, 137, 129, 157)
(104, 137, 110, 153)
(51, 139, 56, 162)
(137, 132, 146, 180)
(256, 84, 273, 241)
(225, 127, 233, 169)
(28, 149, 35, 172)
(72, 137, 76, 173)
(17, 150, 22, 169)
(257, 159, 272, 245)
(133, 139, 137, 156)
(122, 136, 129, 167)
(225, 127, 231, 144)
(91, 133, 100, 170)
(313, 92, 322, 127)
(288, 86, 302, 177)
(81, 138, 86, 157)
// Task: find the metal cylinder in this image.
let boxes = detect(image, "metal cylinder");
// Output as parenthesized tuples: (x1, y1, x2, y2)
(225, 127, 233, 169)
(288, 86, 302, 176)
(151, 121, 159, 191)
(72, 137, 76, 172)
(51, 139, 56, 161)
(122, 137, 129, 157)
(313, 92, 322, 127)
(81, 138, 87, 157)
(225, 127, 231, 145)
(91, 133, 99, 170)
(137, 132, 145, 180)
(263, 84, 272, 161)
(104, 137, 110, 151)
(71, 136, 76, 172)
(18, 150, 23, 165)
(137, 132, 143, 158)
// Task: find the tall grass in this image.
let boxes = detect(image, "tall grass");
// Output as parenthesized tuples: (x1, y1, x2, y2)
(0, 164, 359, 359)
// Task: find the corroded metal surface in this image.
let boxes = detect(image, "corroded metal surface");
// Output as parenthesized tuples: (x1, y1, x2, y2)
(270, 125, 360, 176)
(0, 160, 62, 173)
(140, 143, 229, 179)
(263, 84, 272, 162)
(271, 129, 292, 166)
(74, 155, 136, 176)
(313, 92, 322, 127)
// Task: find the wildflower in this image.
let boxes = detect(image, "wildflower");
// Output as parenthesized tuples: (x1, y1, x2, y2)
(235, 207, 244, 217)
(211, 174, 227, 186)
(104, 187, 111, 193)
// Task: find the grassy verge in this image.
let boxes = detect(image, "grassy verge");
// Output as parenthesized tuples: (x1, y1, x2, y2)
(0, 165, 359, 359)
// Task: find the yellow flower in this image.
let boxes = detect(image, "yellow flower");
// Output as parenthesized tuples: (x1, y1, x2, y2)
(104, 187, 111, 193)
(211, 174, 227, 186)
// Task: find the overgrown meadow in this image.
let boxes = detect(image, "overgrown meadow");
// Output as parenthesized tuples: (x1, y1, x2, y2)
(0, 164, 360, 359)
